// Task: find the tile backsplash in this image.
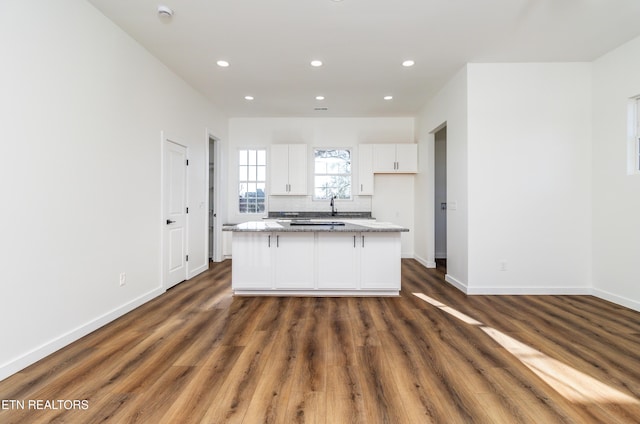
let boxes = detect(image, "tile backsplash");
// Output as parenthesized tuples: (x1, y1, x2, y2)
(268, 196, 372, 213)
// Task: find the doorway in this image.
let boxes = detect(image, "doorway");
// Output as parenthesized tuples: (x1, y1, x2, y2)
(208, 137, 217, 261)
(434, 126, 447, 271)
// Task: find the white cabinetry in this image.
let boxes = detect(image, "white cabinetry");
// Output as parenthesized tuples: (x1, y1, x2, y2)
(232, 229, 401, 295)
(373, 144, 417, 173)
(359, 233, 401, 290)
(232, 232, 315, 291)
(270, 144, 307, 195)
(357, 144, 374, 195)
(231, 232, 272, 289)
(317, 232, 359, 289)
(273, 232, 315, 289)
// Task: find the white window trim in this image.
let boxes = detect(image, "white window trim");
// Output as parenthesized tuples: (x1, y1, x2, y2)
(312, 147, 353, 201)
(238, 148, 267, 214)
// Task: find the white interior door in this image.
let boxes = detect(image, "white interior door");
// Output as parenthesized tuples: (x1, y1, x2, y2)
(164, 140, 188, 288)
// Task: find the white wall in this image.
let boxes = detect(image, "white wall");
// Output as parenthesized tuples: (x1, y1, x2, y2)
(0, 0, 227, 380)
(227, 117, 416, 256)
(415, 67, 469, 285)
(591, 36, 640, 311)
(466, 63, 592, 294)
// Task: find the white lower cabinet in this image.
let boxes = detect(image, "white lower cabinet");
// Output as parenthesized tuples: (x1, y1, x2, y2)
(359, 233, 401, 290)
(273, 232, 315, 289)
(231, 232, 273, 290)
(317, 232, 359, 289)
(232, 231, 401, 295)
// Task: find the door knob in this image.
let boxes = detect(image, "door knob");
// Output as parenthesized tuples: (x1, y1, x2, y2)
(166, 219, 175, 225)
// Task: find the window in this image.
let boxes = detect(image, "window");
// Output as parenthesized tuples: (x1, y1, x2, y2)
(238, 149, 266, 213)
(313, 149, 351, 200)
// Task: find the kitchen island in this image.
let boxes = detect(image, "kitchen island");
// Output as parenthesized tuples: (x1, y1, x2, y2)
(224, 220, 408, 296)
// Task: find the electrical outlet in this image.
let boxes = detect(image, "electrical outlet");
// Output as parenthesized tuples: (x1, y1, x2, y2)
(119, 272, 126, 286)
(499, 261, 507, 272)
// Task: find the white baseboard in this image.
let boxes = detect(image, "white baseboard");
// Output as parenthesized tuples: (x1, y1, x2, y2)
(465, 286, 591, 295)
(413, 254, 436, 269)
(445, 274, 468, 293)
(0, 287, 164, 382)
(188, 263, 208, 279)
(592, 288, 640, 313)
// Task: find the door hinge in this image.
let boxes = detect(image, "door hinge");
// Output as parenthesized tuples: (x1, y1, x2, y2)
(186, 207, 189, 214)
(186, 255, 189, 262)
(186, 159, 189, 166)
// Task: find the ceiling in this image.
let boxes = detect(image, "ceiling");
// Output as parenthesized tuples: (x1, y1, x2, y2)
(87, 0, 640, 118)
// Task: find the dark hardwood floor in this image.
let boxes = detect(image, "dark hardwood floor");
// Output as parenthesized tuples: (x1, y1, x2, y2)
(1, 259, 639, 423)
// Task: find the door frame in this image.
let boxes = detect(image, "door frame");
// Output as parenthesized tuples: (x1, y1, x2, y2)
(161, 132, 189, 289)
(206, 130, 223, 262)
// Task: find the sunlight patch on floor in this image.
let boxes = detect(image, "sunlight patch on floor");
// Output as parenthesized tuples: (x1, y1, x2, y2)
(412, 292, 640, 404)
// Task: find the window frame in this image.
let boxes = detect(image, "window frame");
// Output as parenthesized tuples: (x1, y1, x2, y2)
(238, 148, 267, 214)
(312, 147, 353, 201)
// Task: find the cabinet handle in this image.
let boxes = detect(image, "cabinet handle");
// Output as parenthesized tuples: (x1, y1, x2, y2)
(353, 235, 356, 248)
(276, 235, 279, 247)
(362, 235, 365, 248)
(360, 183, 363, 192)
(268, 235, 271, 247)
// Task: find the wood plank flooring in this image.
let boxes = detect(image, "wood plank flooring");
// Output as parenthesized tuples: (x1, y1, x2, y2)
(1, 259, 639, 423)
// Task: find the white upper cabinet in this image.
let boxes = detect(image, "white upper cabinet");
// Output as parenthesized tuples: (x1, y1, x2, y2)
(373, 144, 418, 173)
(358, 144, 374, 195)
(270, 144, 307, 195)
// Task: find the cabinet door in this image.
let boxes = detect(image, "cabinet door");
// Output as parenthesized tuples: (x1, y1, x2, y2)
(273, 232, 315, 289)
(232, 232, 273, 289)
(317, 232, 358, 289)
(287, 144, 307, 195)
(373, 144, 397, 173)
(358, 144, 374, 195)
(395, 144, 418, 173)
(359, 233, 401, 290)
(270, 145, 290, 195)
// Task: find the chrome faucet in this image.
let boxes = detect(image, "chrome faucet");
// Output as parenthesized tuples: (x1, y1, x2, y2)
(330, 195, 337, 216)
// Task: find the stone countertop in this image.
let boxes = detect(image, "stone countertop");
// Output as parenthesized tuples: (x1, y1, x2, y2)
(224, 220, 408, 233)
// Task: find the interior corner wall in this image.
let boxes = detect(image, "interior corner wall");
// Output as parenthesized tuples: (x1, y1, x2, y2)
(591, 36, 640, 312)
(0, 0, 228, 380)
(415, 67, 469, 286)
(466, 63, 592, 294)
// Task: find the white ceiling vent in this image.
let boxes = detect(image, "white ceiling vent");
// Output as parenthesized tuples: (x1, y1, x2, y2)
(157, 5, 173, 18)
(314, 107, 328, 111)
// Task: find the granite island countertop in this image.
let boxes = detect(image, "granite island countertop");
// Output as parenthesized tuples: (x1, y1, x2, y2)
(224, 220, 408, 233)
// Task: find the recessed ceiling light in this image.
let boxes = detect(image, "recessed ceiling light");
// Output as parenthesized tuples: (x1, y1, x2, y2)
(316, 96, 325, 100)
(402, 60, 415, 67)
(310, 60, 323, 67)
(384, 95, 393, 100)
(244, 96, 254, 101)
(216, 60, 230, 67)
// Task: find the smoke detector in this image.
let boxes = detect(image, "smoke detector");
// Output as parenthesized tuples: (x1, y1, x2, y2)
(157, 5, 173, 18)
